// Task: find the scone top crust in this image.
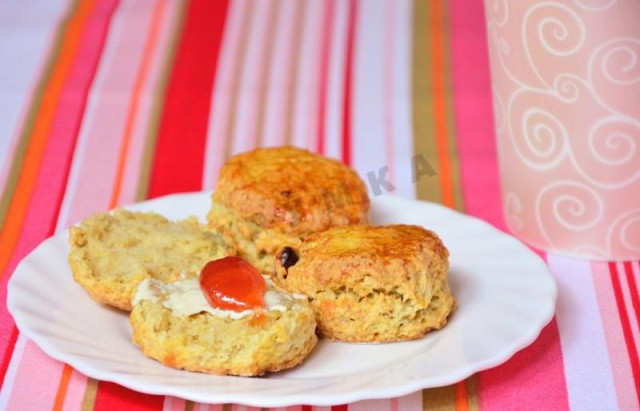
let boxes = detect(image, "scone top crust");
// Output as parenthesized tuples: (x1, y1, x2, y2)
(274, 224, 449, 292)
(212, 146, 370, 234)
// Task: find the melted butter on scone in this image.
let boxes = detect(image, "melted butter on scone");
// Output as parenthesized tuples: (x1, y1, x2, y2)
(133, 276, 305, 319)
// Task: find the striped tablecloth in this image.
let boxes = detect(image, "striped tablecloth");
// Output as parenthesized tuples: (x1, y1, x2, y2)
(1, 0, 638, 410)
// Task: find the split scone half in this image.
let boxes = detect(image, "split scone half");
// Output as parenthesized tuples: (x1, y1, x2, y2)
(274, 224, 456, 342)
(207, 146, 370, 275)
(68, 209, 234, 311)
(129, 258, 318, 376)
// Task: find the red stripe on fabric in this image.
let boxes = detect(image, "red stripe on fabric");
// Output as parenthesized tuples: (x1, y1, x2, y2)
(340, 0, 357, 166)
(92, 381, 164, 411)
(301, 406, 313, 411)
(316, 0, 335, 155)
(0, 0, 120, 387)
(0, 326, 18, 388)
(625, 262, 640, 333)
(148, 0, 230, 198)
(610, 262, 640, 403)
(332, 405, 349, 411)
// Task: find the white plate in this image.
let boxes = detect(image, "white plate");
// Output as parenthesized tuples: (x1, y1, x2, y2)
(7, 193, 557, 407)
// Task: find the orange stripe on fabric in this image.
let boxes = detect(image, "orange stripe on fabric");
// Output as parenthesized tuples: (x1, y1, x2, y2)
(51, 364, 73, 411)
(109, 0, 168, 208)
(455, 380, 469, 411)
(0, 0, 96, 276)
(428, 0, 454, 209)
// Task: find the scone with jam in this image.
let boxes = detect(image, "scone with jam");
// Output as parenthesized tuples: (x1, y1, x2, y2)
(130, 257, 317, 376)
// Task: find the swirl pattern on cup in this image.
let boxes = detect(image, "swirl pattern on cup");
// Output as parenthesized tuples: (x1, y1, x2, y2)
(486, 0, 640, 258)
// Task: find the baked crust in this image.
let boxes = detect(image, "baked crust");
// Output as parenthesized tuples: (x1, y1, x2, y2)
(273, 224, 456, 342)
(210, 146, 370, 235)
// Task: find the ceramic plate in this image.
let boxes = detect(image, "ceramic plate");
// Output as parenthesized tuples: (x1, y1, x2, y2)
(7, 193, 557, 407)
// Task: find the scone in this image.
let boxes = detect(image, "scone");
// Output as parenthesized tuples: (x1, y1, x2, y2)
(273, 224, 456, 342)
(207, 146, 369, 275)
(129, 258, 318, 376)
(68, 209, 233, 311)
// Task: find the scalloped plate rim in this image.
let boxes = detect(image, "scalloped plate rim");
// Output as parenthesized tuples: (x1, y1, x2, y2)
(7, 192, 557, 407)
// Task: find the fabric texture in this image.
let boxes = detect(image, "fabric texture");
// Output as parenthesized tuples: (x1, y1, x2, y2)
(0, 0, 638, 410)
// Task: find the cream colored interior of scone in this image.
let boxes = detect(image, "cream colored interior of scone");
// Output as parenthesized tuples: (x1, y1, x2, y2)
(68, 209, 233, 311)
(130, 276, 317, 376)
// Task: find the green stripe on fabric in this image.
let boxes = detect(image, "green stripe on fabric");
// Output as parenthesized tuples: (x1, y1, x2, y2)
(411, 0, 441, 204)
(441, 0, 464, 212)
(423, 384, 456, 411)
(80, 377, 99, 411)
(136, 0, 189, 201)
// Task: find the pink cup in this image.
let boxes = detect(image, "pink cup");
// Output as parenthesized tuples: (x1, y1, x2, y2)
(484, 0, 640, 260)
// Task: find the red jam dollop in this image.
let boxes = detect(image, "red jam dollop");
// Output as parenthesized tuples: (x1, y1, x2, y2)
(199, 257, 266, 312)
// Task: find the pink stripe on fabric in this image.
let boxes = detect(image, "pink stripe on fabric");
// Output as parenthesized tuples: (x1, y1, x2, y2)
(5, 342, 64, 410)
(448, 0, 502, 229)
(621, 263, 640, 357)
(0, 333, 26, 411)
(591, 262, 640, 410)
(117, 0, 176, 207)
(201, 0, 248, 188)
(231, 0, 273, 154)
(349, 399, 391, 411)
(61, 0, 155, 222)
(383, 0, 395, 185)
(162, 396, 186, 411)
(290, 0, 322, 150)
(61, 369, 89, 411)
(315, 0, 335, 154)
(323, 0, 348, 160)
(478, 318, 569, 410)
(632, 262, 640, 330)
(259, 0, 297, 149)
(396, 391, 421, 410)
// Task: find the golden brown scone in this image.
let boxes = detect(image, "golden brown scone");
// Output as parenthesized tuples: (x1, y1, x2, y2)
(68, 209, 234, 311)
(208, 146, 369, 274)
(273, 224, 456, 342)
(129, 277, 317, 376)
